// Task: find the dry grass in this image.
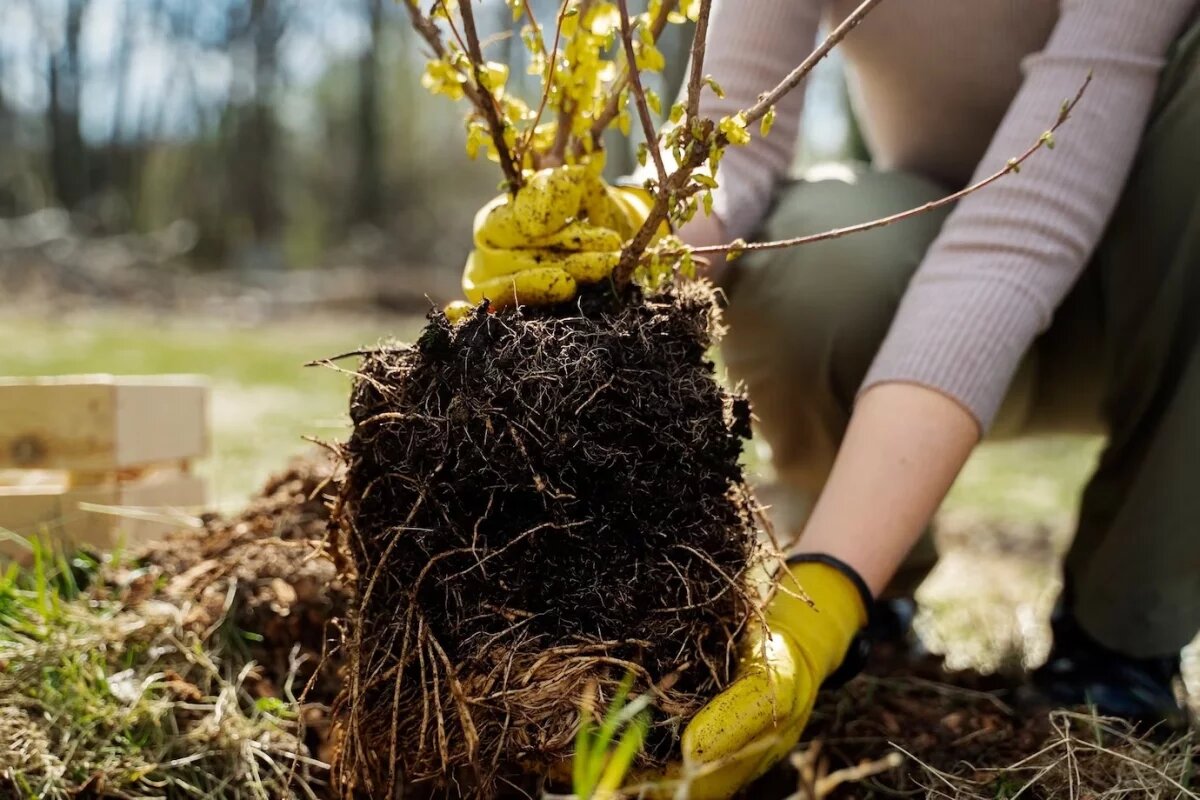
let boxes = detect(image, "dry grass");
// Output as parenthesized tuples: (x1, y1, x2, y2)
(902, 710, 1197, 799)
(0, 541, 328, 799)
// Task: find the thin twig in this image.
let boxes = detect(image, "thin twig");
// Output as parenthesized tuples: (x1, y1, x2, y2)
(403, 0, 522, 189)
(617, 0, 668, 186)
(459, 0, 524, 189)
(615, 0, 882, 279)
(519, 0, 545, 52)
(677, 73, 1092, 259)
(683, 0, 714, 121)
(743, 0, 885, 125)
(586, 0, 677, 147)
(516, 1, 570, 168)
(549, 0, 599, 164)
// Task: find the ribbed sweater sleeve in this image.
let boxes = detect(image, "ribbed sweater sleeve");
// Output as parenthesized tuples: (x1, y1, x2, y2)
(862, 0, 1196, 431)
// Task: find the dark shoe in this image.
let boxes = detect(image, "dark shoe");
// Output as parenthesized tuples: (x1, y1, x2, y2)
(1031, 612, 1186, 727)
(868, 597, 918, 646)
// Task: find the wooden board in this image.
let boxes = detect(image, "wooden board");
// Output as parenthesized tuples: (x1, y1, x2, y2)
(0, 375, 209, 471)
(0, 471, 206, 561)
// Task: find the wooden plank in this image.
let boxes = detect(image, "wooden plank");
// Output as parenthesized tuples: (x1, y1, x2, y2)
(0, 376, 208, 471)
(0, 471, 206, 561)
(115, 381, 208, 468)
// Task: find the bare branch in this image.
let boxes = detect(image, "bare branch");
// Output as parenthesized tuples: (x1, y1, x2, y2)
(459, 0, 524, 189)
(549, 0, 598, 164)
(586, 0, 677, 147)
(742, 0, 884, 126)
(617, 0, 668, 186)
(683, 0, 714, 121)
(611, 0, 717, 284)
(612, 120, 713, 285)
(517, 2, 570, 169)
(401, 0, 451, 60)
(679, 74, 1093, 260)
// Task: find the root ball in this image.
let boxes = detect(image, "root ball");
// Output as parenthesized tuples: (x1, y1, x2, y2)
(332, 285, 761, 797)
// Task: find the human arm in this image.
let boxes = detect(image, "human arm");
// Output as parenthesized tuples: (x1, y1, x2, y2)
(863, 0, 1197, 428)
(790, 382, 978, 594)
(670, 383, 974, 799)
(676, 4, 1197, 795)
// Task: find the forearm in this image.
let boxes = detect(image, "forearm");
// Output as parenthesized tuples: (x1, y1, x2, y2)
(791, 382, 979, 596)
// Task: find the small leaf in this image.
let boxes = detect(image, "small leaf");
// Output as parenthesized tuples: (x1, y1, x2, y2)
(760, 106, 776, 137)
(726, 237, 747, 262)
(645, 88, 662, 116)
(618, 109, 632, 136)
(680, 249, 696, 280)
(1039, 131, 1056, 150)
(718, 113, 751, 146)
(702, 190, 714, 217)
(703, 74, 725, 99)
(669, 103, 685, 124)
(1006, 157, 1021, 174)
(692, 173, 718, 189)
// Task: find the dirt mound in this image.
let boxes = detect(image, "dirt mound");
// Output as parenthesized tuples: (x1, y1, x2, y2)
(101, 454, 350, 762)
(331, 285, 763, 797)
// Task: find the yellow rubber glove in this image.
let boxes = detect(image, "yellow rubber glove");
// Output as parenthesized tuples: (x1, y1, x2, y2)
(663, 559, 869, 800)
(444, 166, 657, 322)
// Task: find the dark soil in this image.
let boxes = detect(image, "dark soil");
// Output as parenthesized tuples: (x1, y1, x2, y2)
(799, 650, 1053, 797)
(330, 285, 762, 798)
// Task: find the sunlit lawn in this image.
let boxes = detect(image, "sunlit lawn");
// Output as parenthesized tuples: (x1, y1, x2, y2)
(2, 310, 1101, 519)
(1, 311, 423, 512)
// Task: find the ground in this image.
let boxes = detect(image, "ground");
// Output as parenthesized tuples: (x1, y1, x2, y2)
(1, 310, 1196, 798)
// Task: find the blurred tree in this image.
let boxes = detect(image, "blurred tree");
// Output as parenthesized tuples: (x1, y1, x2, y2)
(46, 0, 91, 210)
(227, 0, 287, 251)
(354, 0, 385, 226)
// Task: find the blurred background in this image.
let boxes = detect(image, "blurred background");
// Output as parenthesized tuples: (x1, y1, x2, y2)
(0, 0, 1093, 523)
(0, 0, 874, 507)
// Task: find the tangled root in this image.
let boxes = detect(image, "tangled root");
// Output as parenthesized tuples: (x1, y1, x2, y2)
(331, 285, 763, 797)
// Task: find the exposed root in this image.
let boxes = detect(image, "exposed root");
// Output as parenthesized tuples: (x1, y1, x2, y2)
(331, 284, 762, 797)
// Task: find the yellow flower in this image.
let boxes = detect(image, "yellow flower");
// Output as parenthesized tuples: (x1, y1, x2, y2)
(719, 113, 752, 146)
(421, 58, 466, 100)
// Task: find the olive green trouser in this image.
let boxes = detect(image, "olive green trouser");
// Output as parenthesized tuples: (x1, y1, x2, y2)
(722, 21, 1200, 658)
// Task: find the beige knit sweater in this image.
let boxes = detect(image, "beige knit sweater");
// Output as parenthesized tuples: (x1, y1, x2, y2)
(684, 0, 1196, 430)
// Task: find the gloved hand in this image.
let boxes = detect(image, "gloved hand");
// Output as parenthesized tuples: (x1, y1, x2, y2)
(664, 557, 870, 800)
(444, 166, 657, 322)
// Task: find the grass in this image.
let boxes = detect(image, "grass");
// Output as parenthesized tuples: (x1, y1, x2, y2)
(0, 311, 422, 512)
(0, 538, 322, 799)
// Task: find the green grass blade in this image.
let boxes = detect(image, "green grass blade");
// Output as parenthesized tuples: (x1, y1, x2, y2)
(595, 711, 648, 797)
